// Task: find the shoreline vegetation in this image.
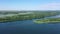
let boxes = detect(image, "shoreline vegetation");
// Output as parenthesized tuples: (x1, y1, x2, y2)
(0, 11, 60, 23)
(34, 18, 60, 24)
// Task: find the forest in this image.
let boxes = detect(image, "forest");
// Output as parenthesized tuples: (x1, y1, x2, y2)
(0, 11, 60, 22)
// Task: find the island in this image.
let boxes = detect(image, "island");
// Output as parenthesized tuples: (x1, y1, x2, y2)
(33, 18, 60, 24)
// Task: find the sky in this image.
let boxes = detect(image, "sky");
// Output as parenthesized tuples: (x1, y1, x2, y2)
(0, 0, 60, 10)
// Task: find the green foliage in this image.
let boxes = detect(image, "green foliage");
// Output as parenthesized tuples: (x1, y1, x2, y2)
(34, 18, 60, 24)
(0, 11, 60, 22)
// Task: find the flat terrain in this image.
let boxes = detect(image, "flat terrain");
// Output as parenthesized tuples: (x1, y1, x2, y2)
(34, 18, 60, 24)
(0, 10, 60, 22)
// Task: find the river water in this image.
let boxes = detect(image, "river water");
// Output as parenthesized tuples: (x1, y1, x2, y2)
(0, 15, 60, 34)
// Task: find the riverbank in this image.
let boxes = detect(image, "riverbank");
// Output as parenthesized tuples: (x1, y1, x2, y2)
(34, 18, 60, 24)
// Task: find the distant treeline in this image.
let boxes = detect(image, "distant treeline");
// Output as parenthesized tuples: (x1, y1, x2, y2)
(0, 11, 60, 22)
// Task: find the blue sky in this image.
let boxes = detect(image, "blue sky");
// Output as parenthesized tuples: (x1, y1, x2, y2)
(0, 0, 60, 10)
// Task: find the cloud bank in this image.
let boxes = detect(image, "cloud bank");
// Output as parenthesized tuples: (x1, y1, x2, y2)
(38, 3, 60, 10)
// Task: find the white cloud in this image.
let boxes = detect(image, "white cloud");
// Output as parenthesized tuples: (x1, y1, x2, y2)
(21, 3, 60, 10)
(38, 3, 60, 10)
(0, 2, 60, 10)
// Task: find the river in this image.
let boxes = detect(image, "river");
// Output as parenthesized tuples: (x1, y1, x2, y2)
(0, 15, 60, 34)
